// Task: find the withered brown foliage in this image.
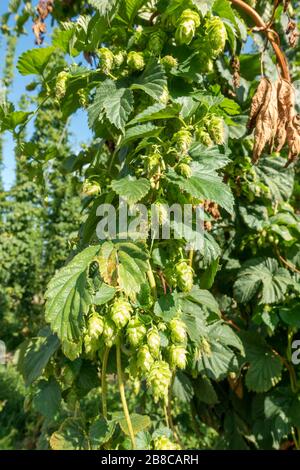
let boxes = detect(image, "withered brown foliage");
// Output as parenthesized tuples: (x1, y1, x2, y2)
(33, 0, 54, 45)
(230, 56, 240, 89)
(248, 76, 300, 166)
(286, 20, 299, 48)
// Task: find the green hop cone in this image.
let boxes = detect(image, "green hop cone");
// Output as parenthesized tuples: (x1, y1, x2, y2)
(195, 127, 213, 147)
(77, 89, 88, 108)
(173, 128, 192, 154)
(55, 71, 68, 99)
(205, 17, 227, 57)
(159, 85, 170, 105)
(169, 345, 187, 369)
(153, 436, 181, 450)
(110, 297, 133, 329)
(127, 51, 145, 71)
(113, 50, 126, 67)
(175, 261, 194, 292)
(147, 360, 172, 403)
(175, 162, 192, 178)
(84, 334, 99, 357)
(169, 318, 187, 344)
(161, 55, 178, 70)
(147, 327, 161, 357)
(88, 313, 104, 340)
(153, 198, 169, 225)
(206, 115, 225, 145)
(148, 30, 167, 55)
(137, 345, 154, 372)
(81, 180, 101, 197)
(102, 318, 118, 347)
(126, 316, 147, 347)
(98, 47, 114, 74)
(175, 9, 200, 45)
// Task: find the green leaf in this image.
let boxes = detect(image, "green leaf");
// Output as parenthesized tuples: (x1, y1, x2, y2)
(88, 79, 116, 128)
(111, 176, 150, 205)
(154, 293, 178, 321)
(254, 156, 294, 202)
(120, 0, 147, 23)
(173, 371, 194, 402)
(97, 241, 149, 297)
(88, 0, 118, 16)
(128, 102, 180, 126)
(279, 303, 300, 328)
(17, 331, 60, 386)
(93, 283, 116, 305)
(50, 418, 88, 450)
(200, 258, 220, 289)
(121, 123, 162, 146)
(167, 163, 234, 214)
(104, 87, 134, 132)
(17, 47, 55, 75)
(115, 413, 151, 436)
(242, 333, 283, 393)
(33, 378, 61, 419)
(194, 375, 219, 405)
(89, 418, 116, 449)
(234, 258, 292, 305)
(131, 61, 167, 101)
(45, 246, 100, 359)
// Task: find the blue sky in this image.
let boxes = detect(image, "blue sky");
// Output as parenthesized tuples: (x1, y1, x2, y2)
(0, 0, 91, 190)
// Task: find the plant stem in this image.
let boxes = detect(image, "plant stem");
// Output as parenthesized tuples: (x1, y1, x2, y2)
(116, 338, 136, 449)
(101, 346, 110, 419)
(147, 262, 157, 299)
(188, 249, 194, 267)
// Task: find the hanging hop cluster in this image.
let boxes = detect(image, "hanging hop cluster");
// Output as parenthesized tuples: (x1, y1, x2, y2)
(175, 261, 194, 292)
(147, 360, 172, 403)
(168, 317, 188, 370)
(204, 16, 227, 58)
(196, 114, 225, 146)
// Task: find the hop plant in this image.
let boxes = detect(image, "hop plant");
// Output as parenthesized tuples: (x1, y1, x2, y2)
(148, 30, 167, 55)
(147, 360, 172, 403)
(87, 312, 104, 340)
(175, 9, 200, 45)
(147, 327, 161, 357)
(195, 127, 213, 147)
(126, 316, 146, 347)
(102, 318, 118, 347)
(169, 345, 187, 369)
(98, 47, 114, 74)
(110, 297, 133, 329)
(81, 180, 101, 197)
(127, 51, 145, 71)
(77, 88, 89, 108)
(175, 261, 194, 292)
(161, 55, 178, 70)
(173, 128, 192, 154)
(137, 345, 154, 372)
(84, 334, 99, 357)
(153, 435, 181, 450)
(55, 71, 68, 99)
(169, 318, 187, 344)
(205, 17, 227, 57)
(206, 115, 225, 144)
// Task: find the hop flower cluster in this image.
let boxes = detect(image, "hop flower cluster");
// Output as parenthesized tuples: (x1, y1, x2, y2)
(175, 9, 200, 45)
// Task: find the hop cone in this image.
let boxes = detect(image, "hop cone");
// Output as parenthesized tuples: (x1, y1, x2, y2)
(102, 318, 118, 347)
(98, 47, 114, 74)
(195, 127, 213, 147)
(161, 55, 178, 70)
(153, 435, 181, 450)
(206, 115, 225, 144)
(169, 318, 187, 344)
(110, 297, 132, 329)
(175, 261, 194, 292)
(137, 345, 154, 372)
(147, 360, 172, 403)
(55, 71, 68, 99)
(147, 327, 161, 357)
(87, 313, 104, 340)
(127, 51, 145, 71)
(205, 17, 227, 57)
(175, 9, 200, 45)
(148, 30, 167, 55)
(169, 345, 187, 369)
(173, 128, 192, 153)
(127, 316, 146, 347)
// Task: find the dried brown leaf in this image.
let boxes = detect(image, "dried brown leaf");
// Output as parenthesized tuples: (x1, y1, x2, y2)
(247, 77, 271, 131)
